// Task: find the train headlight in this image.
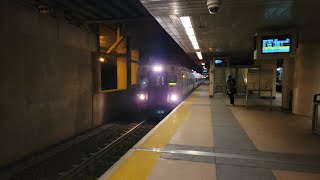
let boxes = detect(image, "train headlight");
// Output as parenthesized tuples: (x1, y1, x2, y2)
(137, 93, 147, 101)
(170, 94, 178, 102)
(153, 65, 163, 72)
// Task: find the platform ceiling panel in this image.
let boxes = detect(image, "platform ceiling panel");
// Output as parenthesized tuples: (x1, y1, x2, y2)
(139, 0, 320, 61)
(19, 0, 151, 22)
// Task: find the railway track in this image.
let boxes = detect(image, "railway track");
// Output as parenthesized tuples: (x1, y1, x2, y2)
(6, 119, 158, 180)
(57, 121, 147, 179)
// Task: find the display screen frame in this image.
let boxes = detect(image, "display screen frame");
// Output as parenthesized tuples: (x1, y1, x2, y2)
(261, 35, 292, 54)
(214, 59, 228, 68)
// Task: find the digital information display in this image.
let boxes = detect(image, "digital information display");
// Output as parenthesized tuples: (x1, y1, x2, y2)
(262, 36, 291, 54)
(214, 59, 228, 67)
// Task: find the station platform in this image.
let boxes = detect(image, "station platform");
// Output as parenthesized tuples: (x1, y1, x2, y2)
(99, 85, 320, 180)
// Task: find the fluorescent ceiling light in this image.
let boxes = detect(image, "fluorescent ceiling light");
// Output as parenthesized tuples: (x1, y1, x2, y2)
(191, 41, 198, 47)
(185, 28, 195, 36)
(193, 45, 199, 50)
(196, 52, 203, 60)
(189, 35, 197, 42)
(201, 63, 205, 66)
(192, 41, 199, 50)
(180, 16, 192, 28)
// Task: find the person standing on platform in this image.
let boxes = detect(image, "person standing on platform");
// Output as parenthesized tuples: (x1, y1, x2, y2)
(226, 75, 237, 107)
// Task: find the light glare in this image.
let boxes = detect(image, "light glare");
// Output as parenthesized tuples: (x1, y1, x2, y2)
(193, 45, 200, 50)
(185, 28, 195, 36)
(153, 66, 163, 72)
(171, 94, 178, 101)
(180, 16, 192, 28)
(196, 52, 203, 60)
(99, 57, 105, 62)
(138, 94, 146, 100)
(191, 41, 198, 46)
(189, 35, 197, 42)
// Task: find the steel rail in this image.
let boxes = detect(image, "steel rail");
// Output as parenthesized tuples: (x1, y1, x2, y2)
(57, 120, 146, 180)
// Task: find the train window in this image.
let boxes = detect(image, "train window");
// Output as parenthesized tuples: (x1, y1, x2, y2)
(151, 75, 165, 87)
(167, 75, 177, 83)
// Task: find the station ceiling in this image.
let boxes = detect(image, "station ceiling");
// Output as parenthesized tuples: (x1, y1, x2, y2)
(20, 0, 151, 22)
(19, 0, 200, 69)
(18, 0, 320, 65)
(139, 0, 320, 62)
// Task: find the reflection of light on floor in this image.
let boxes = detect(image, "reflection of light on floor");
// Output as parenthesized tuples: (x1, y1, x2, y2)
(225, 92, 283, 108)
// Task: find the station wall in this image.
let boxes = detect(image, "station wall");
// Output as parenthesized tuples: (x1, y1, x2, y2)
(0, 1, 134, 167)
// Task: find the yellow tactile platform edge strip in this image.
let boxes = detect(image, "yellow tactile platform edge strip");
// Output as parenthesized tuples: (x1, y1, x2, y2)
(140, 103, 192, 149)
(101, 98, 194, 180)
(106, 151, 161, 180)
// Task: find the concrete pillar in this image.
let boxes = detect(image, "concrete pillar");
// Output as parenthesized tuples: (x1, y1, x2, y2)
(126, 36, 131, 89)
(292, 43, 320, 116)
(116, 28, 127, 90)
(235, 68, 239, 80)
(254, 59, 277, 97)
(209, 60, 215, 97)
(131, 50, 139, 86)
(282, 57, 294, 109)
(92, 24, 101, 94)
(226, 68, 231, 78)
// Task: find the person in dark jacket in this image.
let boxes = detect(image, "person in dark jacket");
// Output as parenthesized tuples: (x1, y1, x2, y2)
(226, 75, 236, 106)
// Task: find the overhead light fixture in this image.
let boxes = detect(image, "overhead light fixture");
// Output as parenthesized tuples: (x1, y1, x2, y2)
(189, 35, 197, 42)
(202, 63, 205, 66)
(185, 28, 195, 36)
(196, 52, 203, 60)
(191, 41, 199, 50)
(180, 16, 192, 28)
(191, 41, 198, 47)
(99, 57, 105, 62)
(180, 16, 201, 59)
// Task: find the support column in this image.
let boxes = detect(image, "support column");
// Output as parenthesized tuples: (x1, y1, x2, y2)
(116, 27, 127, 90)
(209, 60, 215, 97)
(126, 36, 131, 89)
(282, 57, 294, 109)
(292, 43, 320, 116)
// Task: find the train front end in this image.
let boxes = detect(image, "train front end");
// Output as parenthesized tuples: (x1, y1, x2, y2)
(136, 64, 181, 114)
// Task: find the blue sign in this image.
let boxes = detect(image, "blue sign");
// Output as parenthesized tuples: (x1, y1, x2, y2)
(215, 60, 223, 64)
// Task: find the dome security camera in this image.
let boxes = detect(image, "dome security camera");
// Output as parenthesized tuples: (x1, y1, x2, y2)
(207, 0, 222, 14)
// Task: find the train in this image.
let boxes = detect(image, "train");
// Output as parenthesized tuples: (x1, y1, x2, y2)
(135, 63, 204, 113)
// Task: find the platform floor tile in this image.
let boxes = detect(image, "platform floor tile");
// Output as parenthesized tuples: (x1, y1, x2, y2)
(169, 105, 214, 147)
(211, 99, 256, 151)
(217, 164, 276, 180)
(148, 159, 216, 180)
(272, 170, 320, 180)
(228, 97, 320, 155)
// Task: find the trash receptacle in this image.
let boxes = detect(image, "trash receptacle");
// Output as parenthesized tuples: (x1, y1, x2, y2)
(312, 94, 320, 135)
